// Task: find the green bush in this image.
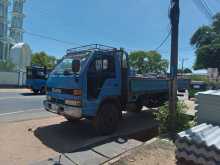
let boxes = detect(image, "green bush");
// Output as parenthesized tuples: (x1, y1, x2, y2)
(189, 88, 201, 98)
(187, 75, 209, 83)
(154, 101, 195, 134)
(208, 81, 220, 89)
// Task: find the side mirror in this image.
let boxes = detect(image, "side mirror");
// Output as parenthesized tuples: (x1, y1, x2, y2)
(72, 59, 80, 73)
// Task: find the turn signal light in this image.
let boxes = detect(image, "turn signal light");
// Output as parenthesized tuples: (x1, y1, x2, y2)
(73, 89, 82, 96)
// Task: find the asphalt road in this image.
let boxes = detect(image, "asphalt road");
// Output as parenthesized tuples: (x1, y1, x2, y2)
(0, 90, 54, 122)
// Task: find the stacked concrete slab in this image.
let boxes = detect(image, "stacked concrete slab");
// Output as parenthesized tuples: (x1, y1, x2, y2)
(175, 123, 220, 165)
(196, 90, 220, 125)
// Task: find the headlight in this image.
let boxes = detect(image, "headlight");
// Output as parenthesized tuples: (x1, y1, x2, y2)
(65, 100, 81, 106)
(73, 89, 82, 96)
(47, 96, 52, 101)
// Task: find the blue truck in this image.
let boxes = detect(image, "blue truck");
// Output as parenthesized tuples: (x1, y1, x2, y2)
(44, 44, 189, 135)
(26, 65, 51, 94)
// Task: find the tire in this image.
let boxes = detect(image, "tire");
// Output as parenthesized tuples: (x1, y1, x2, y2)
(33, 89, 39, 94)
(40, 87, 46, 94)
(146, 93, 168, 108)
(133, 102, 142, 113)
(94, 102, 121, 135)
(128, 102, 142, 113)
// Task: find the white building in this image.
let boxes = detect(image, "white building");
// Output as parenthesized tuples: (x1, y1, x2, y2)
(0, 0, 26, 61)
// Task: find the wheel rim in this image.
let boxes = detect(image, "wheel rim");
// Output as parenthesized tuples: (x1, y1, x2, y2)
(98, 104, 119, 134)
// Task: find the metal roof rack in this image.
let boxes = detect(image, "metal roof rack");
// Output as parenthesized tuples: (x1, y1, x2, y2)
(66, 44, 117, 54)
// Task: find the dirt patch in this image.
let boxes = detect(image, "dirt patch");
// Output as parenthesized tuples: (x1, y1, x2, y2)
(0, 116, 64, 165)
(0, 88, 30, 93)
(110, 139, 195, 165)
(0, 110, 159, 165)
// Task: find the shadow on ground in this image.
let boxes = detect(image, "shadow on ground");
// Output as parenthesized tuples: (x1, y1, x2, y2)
(34, 110, 159, 153)
(20, 93, 45, 96)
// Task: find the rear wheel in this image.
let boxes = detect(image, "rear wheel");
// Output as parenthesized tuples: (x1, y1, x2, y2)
(40, 87, 46, 94)
(145, 93, 168, 108)
(133, 102, 143, 113)
(94, 102, 121, 135)
(127, 102, 142, 113)
(33, 89, 39, 94)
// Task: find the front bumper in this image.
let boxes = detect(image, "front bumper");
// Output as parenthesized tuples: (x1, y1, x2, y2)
(43, 100, 82, 118)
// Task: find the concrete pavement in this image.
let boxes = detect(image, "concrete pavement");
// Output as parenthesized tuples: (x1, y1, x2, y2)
(30, 110, 158, 165)
(31, 139, 143, 165)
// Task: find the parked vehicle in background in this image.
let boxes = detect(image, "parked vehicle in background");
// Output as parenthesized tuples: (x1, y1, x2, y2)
(26, 65, 51, 94)
(43, 44, 190, 135)
(189, 81, 207, 98)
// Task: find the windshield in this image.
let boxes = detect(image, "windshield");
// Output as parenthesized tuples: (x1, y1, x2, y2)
(27, 67, 50, 79)
(52, 53, 89, 75)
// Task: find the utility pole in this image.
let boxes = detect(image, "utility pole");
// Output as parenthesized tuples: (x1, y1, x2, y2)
(169, 0, 180, 139)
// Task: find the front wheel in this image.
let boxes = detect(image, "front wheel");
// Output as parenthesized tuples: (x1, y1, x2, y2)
(94, 102, 121, 135)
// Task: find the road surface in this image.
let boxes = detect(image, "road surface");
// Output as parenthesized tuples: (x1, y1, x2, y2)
(0, 89, 54, 122)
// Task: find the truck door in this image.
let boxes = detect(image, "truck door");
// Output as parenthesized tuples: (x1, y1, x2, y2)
(87, 55, 102, 99)
(87, 52, 116, 100)
(121, 51, 129, 106)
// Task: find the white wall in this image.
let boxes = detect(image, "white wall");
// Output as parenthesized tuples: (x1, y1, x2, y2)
(10, 43, 32, 72)
(0, 71, 26, 86)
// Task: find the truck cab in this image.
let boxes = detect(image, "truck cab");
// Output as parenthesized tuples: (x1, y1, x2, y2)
(44, 44, 189, 135)
(44, 44, 129, 134)
(26, 65, 51, 94)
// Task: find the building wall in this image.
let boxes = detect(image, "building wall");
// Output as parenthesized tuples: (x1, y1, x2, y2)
(0, 0, 9, 60)
(10, 0, 25, 43)
(196, 90, 220, 125)
(0, 71, 26, 86)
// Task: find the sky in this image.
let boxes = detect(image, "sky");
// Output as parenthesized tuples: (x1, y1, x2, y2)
(22, 0, 220, 70)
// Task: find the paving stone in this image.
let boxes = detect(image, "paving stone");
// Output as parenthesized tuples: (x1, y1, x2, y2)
(93, 138, 143, 158)
(30, 155, 74, 165)
(65, 149, 108, 165)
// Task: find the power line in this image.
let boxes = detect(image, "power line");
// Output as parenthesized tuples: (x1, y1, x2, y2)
(192, 0, 213, 20)
(201, 0, 214, 16)
(154, 1, 173, 52)
(155, 28, 171, 51)
(24, 31, 83, 46)
(192, 0, 210, 19)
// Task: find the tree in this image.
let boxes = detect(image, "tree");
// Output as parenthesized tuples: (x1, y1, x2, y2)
(0, 60, 15, 71)
(190, 26, 216, 48)
(31, 51, 56, 69)
(129, 50, 168, 74)
(191, 13, 220, 71)
(194, 44, 220, 71)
